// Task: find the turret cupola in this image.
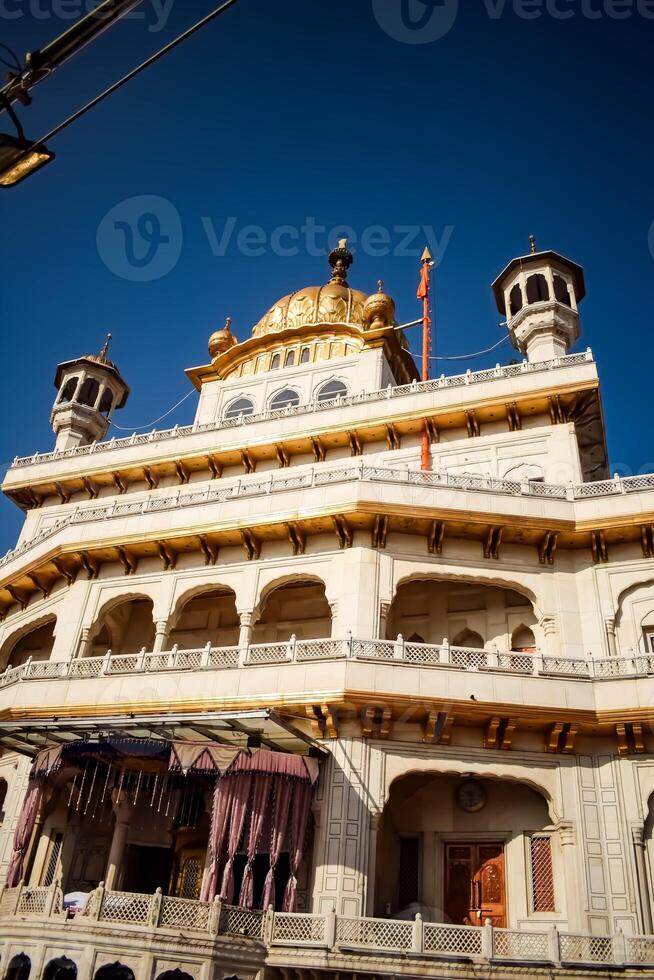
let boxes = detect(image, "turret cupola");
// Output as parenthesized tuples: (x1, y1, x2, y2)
(50, 334, 130, 451)
(492, 238, 586, 362)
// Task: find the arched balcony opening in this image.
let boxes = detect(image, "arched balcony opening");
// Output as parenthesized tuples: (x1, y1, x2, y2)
(5, 955, 31, 980)
(42, 958, 77, 980)
(93, 965, 135, 980)
(168, 588, 239, 650)
(58, 377, 78, 403)
(526, 273, 550, 304)
(252, 579, 332, 643)
(376, 772, 556, 926)
(78, 377, 100, 407)
(155, 972, 194, 980)
(511, 624, 537, 652)
(553, 274, 572, 306)
(2, 617, 56, 671)
(386, 579, 537, 654)
(509, 283, 523, 316)
(87, 597, 155, 657)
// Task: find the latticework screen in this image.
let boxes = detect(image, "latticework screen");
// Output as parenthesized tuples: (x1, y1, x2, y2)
(530, 836, 555, 912)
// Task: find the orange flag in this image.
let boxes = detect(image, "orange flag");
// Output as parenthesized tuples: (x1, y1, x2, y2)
(417, 262, 429, 300)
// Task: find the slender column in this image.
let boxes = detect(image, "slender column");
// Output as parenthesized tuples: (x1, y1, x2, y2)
(540, 616, 558, 658)
(238, 610, 253, 649)
(77, 627, 92, 659)
(93, 384, 105, 410)
(366, 808, 382, 916)
(152, 620, 170, 654)
(605, 617, 618, 658)
(378, 602, 391, 641)
(557, 821, 582, 931)
(632, 827, 653, 934)
(105, 798, 132, 890)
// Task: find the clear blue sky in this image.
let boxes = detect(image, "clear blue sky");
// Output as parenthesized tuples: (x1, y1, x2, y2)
(1, 0, 652, 552)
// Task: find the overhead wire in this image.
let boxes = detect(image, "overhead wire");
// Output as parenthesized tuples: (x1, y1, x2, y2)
(109, 389, 195, 431)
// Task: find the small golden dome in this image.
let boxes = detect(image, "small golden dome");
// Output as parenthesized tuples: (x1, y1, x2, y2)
(363, 280, 396, 331)
(208, 317, 237, 358)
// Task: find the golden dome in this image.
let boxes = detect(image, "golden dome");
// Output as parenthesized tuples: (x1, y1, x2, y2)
(208, 317, 237, 358)
(363, 281, 396, 331)
(253, 281, 369, 337)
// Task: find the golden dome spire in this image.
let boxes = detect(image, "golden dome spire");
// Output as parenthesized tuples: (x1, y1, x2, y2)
(328, 238, 354, 285)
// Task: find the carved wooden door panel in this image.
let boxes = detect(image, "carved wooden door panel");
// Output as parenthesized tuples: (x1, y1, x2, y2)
(445, 843, 506, 928)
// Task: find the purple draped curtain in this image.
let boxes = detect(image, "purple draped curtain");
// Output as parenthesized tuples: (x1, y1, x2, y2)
(238, 773, 273, 908)
(282, 781, 313, 912)
(6, 777, 44, 887)
(219, 773, 252, 904)
(200, 774, 237, 902)
(261, 777, 293, 911)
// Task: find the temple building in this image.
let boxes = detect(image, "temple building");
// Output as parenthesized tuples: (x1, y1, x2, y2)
(2, 240, 654, 979)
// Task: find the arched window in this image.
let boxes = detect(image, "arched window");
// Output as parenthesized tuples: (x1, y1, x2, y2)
(94, 966, 135, 980)
(300, 347, 311, 364)
(78, 377, 100, 407)
(270, 388, 300, 411)
(42, 959, 77, 980)
(5, 955, 31, 980)
(285, 350, 296, 367)
(98, 389, 113, 416)
(224, 397, 254, 420)
(526, 273, 549, 304)
(59, 377, 78, 403)
(316, 379, 347, 403)
(451, 628, 484, 650)
(270, 353, 281, 370)
(509, 283, 523, 316)
(512, 625, 537, 652)
(553, 275, 571, 306)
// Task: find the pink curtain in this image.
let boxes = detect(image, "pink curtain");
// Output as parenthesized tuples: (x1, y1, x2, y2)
(219, 773, 252, 904)
(282, 781, 313, 912)
(6, 778, 44, 887)
(200, 775, 237, 902)
(261, 777, 293, 911)
(238, 773, 273, 908)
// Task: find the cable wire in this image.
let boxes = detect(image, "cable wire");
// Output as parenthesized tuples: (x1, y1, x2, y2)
(109, 388, 195, 431)
(408, 334, 510, 363)
(32, 0, 240, 147)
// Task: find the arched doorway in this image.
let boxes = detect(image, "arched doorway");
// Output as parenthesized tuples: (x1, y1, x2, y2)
(169, 588, 239, 648)
(376, 772, 556, 927)
(2, 619, 56, 670)
(386, 579, 538, 654)
(252, 580, 332, 642)
(5, 955, 31, 980)
(42, 958, 77, 980)
(87, 597, 155, 656)
(156, 971, 194, 980)
(93, 965, 135, 980)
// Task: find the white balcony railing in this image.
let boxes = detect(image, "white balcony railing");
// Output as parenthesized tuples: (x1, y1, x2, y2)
(3, 461, 654, 575)
(10, 351, 594, 470)
(1, 879, 653, 969)
(1, 636, 653, 694)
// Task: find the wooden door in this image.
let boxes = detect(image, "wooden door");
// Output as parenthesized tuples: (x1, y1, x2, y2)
(445, 843, 506, 928)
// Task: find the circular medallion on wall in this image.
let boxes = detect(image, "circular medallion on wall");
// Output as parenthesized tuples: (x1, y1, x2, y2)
(456, 779, 487, 813)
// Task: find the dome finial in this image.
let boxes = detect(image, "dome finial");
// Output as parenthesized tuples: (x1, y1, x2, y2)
(328, 238, 354, 285)
(529, 234, 537, 255)
(99, 332, 112, 363)
(208, 316, 237, 358)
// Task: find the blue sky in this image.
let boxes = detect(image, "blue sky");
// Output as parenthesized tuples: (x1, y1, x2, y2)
(0, 0, 652, 551)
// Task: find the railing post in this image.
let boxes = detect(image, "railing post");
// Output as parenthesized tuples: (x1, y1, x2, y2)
(346, 631, 353, 659)
(613, 928, 626, 966)
(263, 904, 275, 945)
(209, 895, 222, 937)
(45, 876, 61, 916)
(201, 641, 212, 667)
(13, 879, 24, 915)
(288, 633, 297, 662)
(548, 924, 561, 965)
(20, 656, 32, 681)
(324, 905, 336, 949)
(394, 633, 404, 660)
(100, 650, 112, 675)
(149, 887, 163, 927)
(138, 646, 147, 671)
(439, 638, 450, 665)
(481, 920, 493, 960)
(412, 912, 424, 954)
(89, 881, 105, 920)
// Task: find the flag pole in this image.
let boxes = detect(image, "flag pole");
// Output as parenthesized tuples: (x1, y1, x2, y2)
(419, 246, 433, 471)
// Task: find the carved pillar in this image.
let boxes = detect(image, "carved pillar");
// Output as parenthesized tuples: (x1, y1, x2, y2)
(152, 620, 170, 654)
(557, 821, 582, 930)
(328, 600, 340, 636)
(366, 808, 382, 915)
(105, 798, 132, 890)
(605, 617, 618, 658)
(238, 610, 254, 650)
(540, 616, 558, 658)
(379, 602, 391, 640)
(632, 826, 653, 933)
(77, 627, 92, 659)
